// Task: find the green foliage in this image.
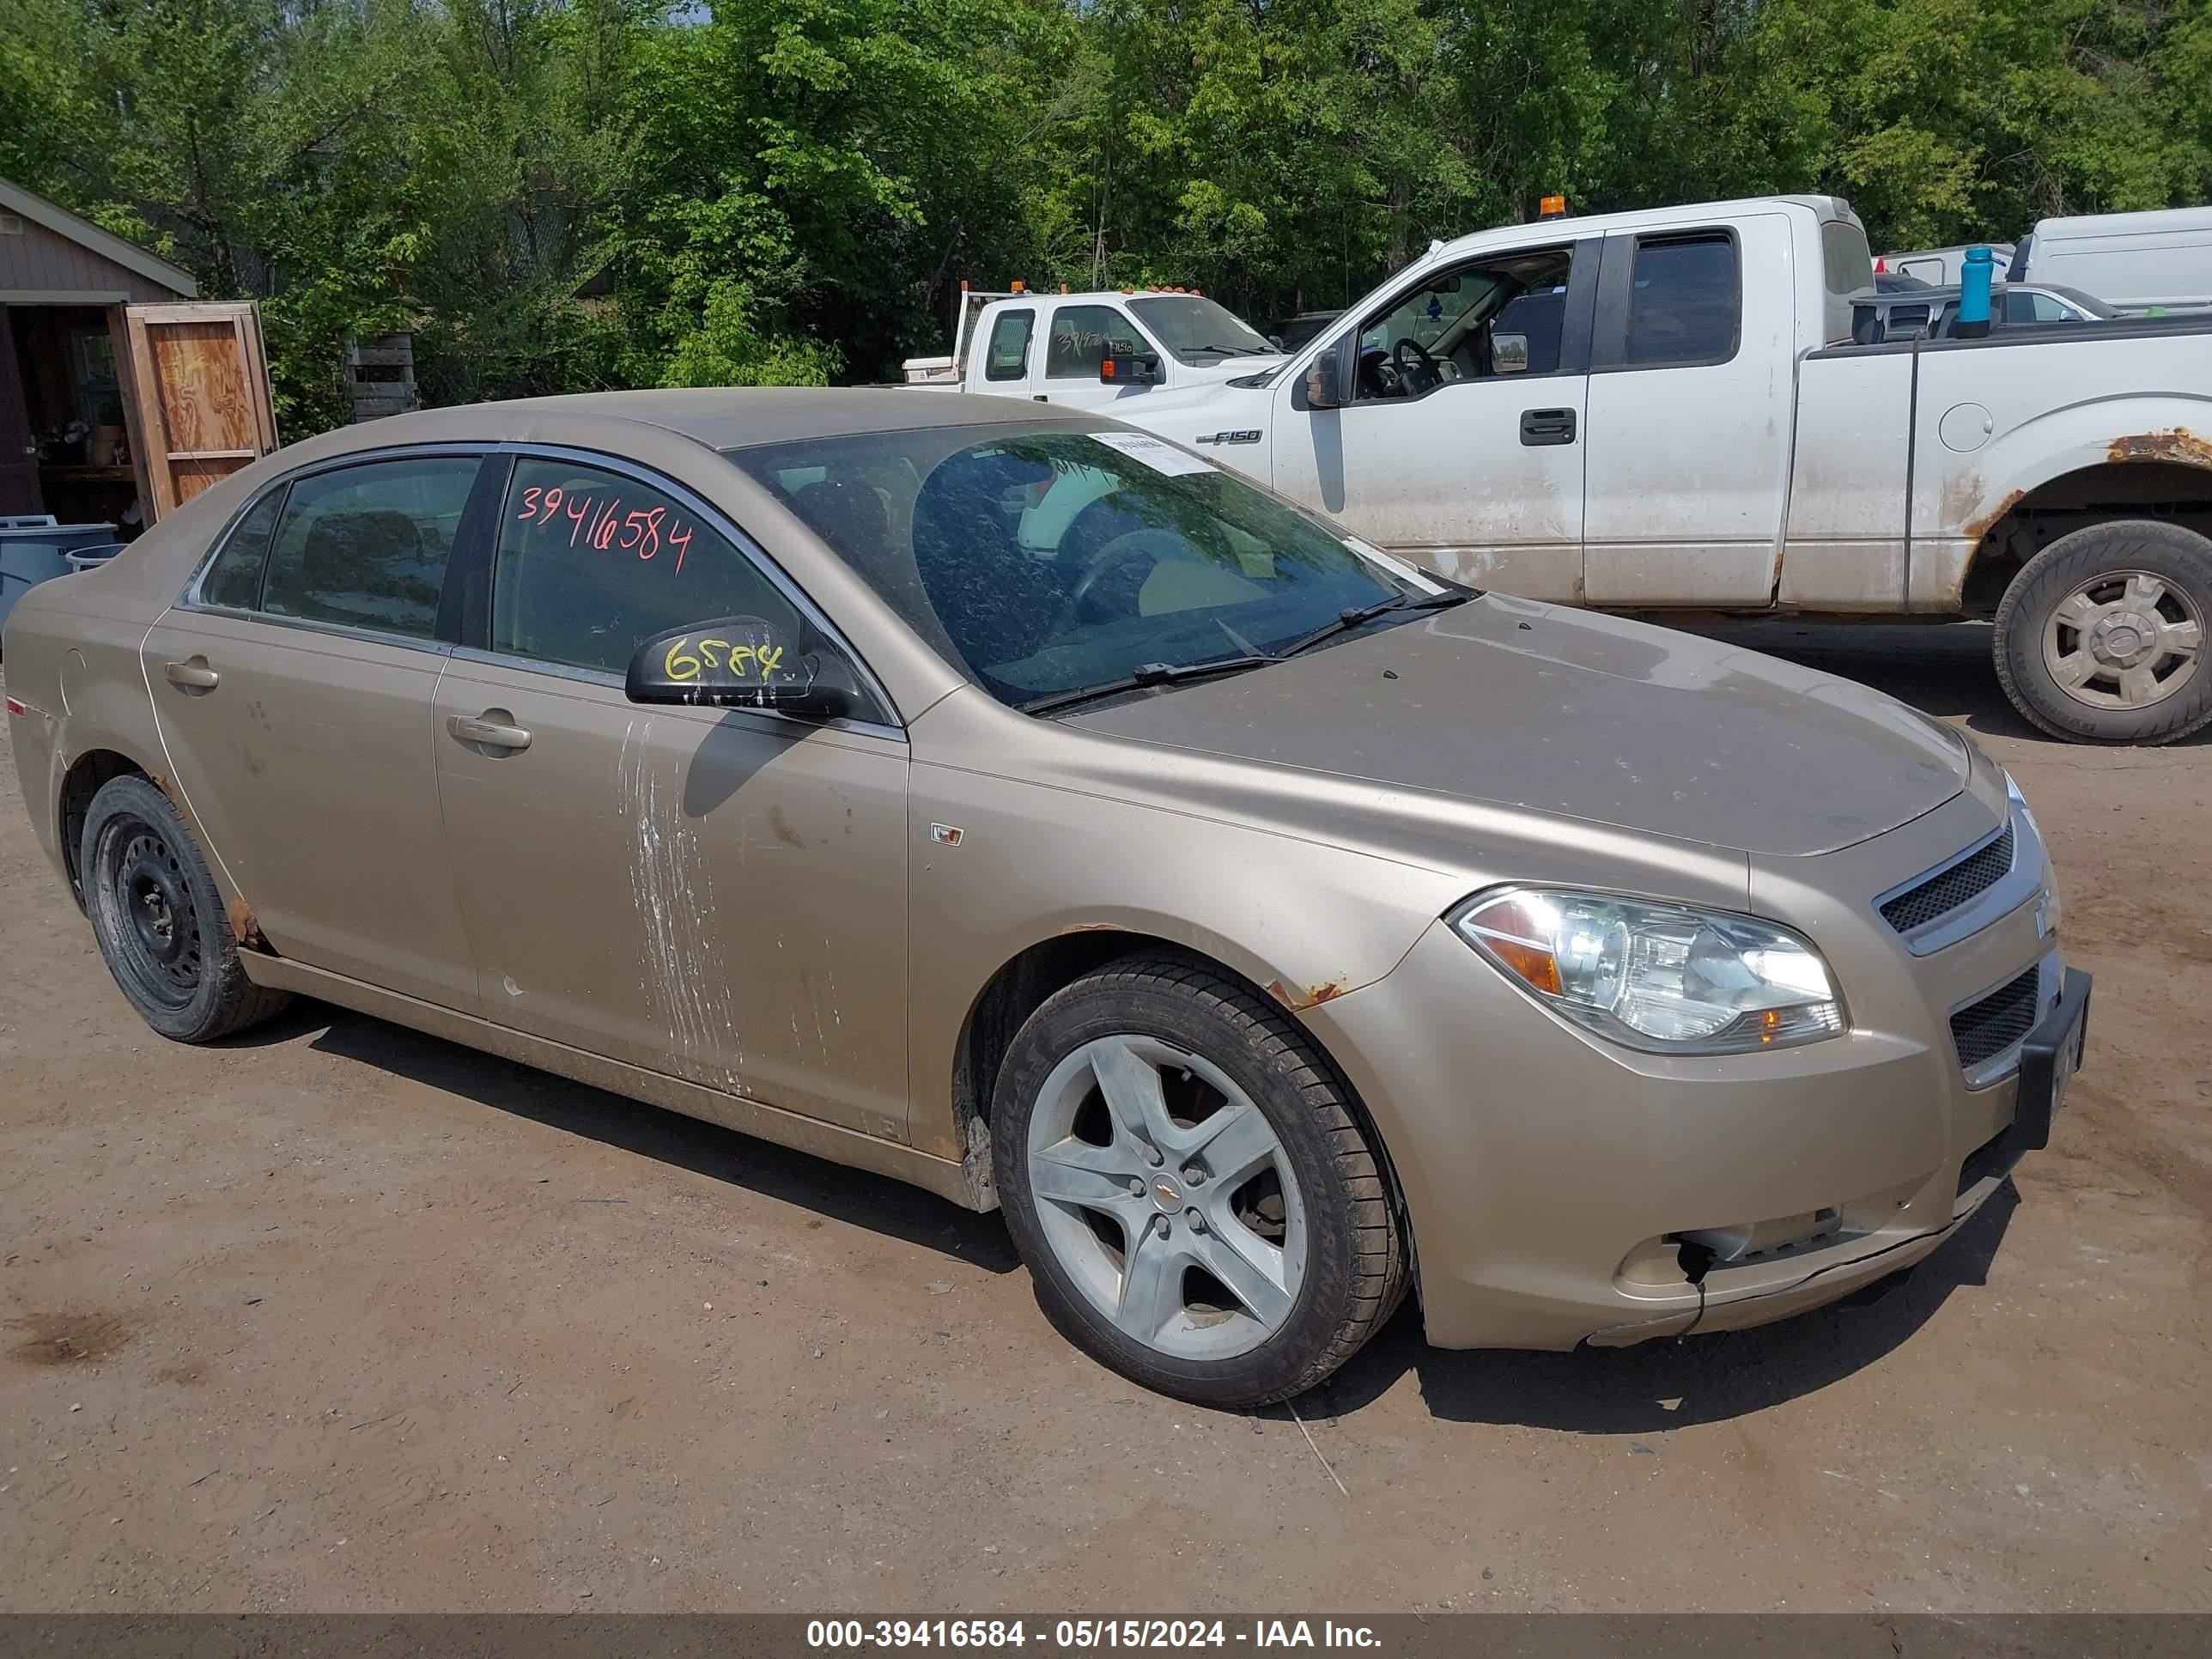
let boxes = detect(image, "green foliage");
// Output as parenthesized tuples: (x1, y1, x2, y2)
(3, 0, 2207, 438)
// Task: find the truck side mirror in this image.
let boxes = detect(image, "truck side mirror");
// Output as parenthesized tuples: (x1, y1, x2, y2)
(1298, 346, 1346, 410)
(1492, 333, 1529, 374)
(1099, 352, 1160, 386)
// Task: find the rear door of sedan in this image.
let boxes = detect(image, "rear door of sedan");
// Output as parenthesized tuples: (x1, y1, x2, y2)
(428, 447, 911, 1139)
(140, 448, 488, 1010)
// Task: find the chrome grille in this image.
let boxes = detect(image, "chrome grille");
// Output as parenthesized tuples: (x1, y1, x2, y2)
(1950, 967, 2039, 1071)
(1882, 826, 2014, 934)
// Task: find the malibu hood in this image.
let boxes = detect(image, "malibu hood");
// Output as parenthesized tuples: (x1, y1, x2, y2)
(1068, 596, 1968, 858)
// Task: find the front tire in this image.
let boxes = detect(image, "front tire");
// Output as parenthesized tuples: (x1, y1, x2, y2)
(80, 774, 290, 1042)
(1993, 520, 2212, 744)
(993, 956, 1406, 1407)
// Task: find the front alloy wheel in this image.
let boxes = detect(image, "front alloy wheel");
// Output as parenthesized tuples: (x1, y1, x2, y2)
(994, 956, 1405, 1406)
(1025, 1034, 1307, 1361)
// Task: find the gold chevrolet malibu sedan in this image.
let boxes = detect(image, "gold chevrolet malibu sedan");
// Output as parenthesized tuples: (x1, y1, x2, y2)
(4, 391, 2089, 1405)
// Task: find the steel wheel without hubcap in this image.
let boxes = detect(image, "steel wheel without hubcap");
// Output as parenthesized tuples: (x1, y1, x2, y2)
(1024, 1033, 1306, 1362)
(78, 773, 291, 1043)
(2041, 568, 2203, 712)
(95, 817, 205, 1013)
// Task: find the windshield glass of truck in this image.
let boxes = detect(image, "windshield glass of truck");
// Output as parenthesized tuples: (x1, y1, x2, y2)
(1125, 296, 1276, 362)
(732, 426, 1417, 709)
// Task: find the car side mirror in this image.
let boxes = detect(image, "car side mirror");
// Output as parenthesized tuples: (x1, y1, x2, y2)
(1099, 351, 1160, 386)
(1298, 346, 1345, 410)
(1266, 334, 1286, 351)
(1492, 332, 1529, 373)
(625, 616, 855, 720)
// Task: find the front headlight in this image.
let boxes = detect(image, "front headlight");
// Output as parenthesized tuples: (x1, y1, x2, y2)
(1449, 888, 1847, 1055)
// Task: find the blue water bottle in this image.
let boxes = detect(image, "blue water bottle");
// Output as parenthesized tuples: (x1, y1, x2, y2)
(1956, 245, 1994, 337)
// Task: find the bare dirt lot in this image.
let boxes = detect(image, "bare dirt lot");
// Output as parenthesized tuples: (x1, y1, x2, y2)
(3, 623, 2208, 1613)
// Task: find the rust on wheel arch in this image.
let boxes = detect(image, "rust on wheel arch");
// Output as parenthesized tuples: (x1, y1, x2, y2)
(1963, 488, 2028, 550)
(1267, 977, 1348, 1012)
(2106, 428, 2212, 469)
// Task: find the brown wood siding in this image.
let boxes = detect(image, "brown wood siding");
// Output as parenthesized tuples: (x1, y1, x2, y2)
(0, 215, 186, 301)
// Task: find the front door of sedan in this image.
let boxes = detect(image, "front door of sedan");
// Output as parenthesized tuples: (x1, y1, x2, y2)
(1268, 240, 1595, 602)
(430, 452, 910, 1139)
(140, 451, 485, 1010)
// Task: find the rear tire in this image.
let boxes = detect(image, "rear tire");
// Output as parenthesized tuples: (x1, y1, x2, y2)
(80, 774, 290, 1042)
(1993, 520, 2212, 744)
(993, 955, 1406, 1407)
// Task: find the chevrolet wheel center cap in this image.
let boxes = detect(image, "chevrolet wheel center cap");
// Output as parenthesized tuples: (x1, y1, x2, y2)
(1152, 1178, 1183, 1210)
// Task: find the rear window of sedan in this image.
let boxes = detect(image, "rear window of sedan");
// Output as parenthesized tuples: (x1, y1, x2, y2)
(726, 425, 1415, 709)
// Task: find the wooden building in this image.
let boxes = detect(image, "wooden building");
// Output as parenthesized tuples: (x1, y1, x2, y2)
(0, 175, 278, 535)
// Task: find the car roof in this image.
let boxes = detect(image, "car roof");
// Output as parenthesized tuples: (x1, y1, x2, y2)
(289, 387, 1073, 458)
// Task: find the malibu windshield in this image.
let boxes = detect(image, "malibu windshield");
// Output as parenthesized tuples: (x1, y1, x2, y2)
(731, 425, 1430, 710)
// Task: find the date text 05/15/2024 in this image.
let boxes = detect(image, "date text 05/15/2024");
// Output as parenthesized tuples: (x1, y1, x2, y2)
(806, 1622, 1382, 1650)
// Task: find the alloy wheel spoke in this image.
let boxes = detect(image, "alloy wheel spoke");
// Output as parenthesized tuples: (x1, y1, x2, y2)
(1091, 1037, 1176, 1151)
(2054, 591, 2099, 631)
(1030, 1138, 1144, 1209)
(2160, 618, 2203, 659)
(1191, 1221, 1294, 1328)
(2124, 573, 2169, 611)
(1115, 1223, 1188, 1341)
(2051, 650, 2094, 689)
(1185, 1101, 1279, 1188)
(2119, 664, 2161, 706)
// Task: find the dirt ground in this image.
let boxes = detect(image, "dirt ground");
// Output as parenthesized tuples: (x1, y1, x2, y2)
(2, 621, 2207, 1614)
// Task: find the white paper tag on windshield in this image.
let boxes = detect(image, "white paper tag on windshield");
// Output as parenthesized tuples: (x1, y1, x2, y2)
(1085, 430, 1217, 477)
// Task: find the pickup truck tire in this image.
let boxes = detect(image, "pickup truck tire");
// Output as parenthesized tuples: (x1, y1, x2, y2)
(992, 955, 1407, 1407)
(1993, 520, 2212, 745)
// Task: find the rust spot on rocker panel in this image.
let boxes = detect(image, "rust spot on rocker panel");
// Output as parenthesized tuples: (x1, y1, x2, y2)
(227, 892, 270, 954)
(1267, 978, 1347, 1012)
(2106, 428, 2212, 469)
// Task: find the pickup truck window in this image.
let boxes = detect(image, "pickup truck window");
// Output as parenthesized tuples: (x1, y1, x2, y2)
(1047, 306, 1148, 379)
(985, 309, 1035, 381)
(1351, 243, 1576, 402)
(1821, 220, 1875, 294)
(1623, 233, 1740, 368)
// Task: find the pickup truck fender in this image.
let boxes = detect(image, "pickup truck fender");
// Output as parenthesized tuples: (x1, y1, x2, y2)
(1915, 388, 2212, 609)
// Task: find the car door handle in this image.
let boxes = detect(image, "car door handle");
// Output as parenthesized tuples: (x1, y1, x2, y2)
(163, 658, 220, 690)
(1519, 407, 1577, 446)
(448, 713, 532, 751)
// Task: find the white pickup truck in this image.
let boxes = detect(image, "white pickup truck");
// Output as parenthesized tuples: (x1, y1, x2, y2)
(1023, 194, 2212, 745)
(902, 284, 1285, 410)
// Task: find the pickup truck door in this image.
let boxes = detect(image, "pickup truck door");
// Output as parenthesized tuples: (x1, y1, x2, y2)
(1580, 215, 1796, 605)
(1267, 238, 1596, 603)
(1029, 301, 1159, 411)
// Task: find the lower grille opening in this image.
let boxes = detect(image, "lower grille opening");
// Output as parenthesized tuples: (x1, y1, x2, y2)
(1951, 967, 2040, 1072)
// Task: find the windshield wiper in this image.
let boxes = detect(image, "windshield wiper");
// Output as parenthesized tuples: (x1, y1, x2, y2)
(1195, 343, 1274, 356)
(1022, 588, 1471, 716)
(1021, 653, 1277, 717)
(1273, 588, 1472, 659)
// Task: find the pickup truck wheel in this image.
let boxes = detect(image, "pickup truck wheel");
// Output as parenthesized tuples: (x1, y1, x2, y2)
(1993, 520, 2212, 744)
(992, 956, 1406, 1407)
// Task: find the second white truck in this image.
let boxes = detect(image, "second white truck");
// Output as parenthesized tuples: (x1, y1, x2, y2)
(902, 284, 1285, 409)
